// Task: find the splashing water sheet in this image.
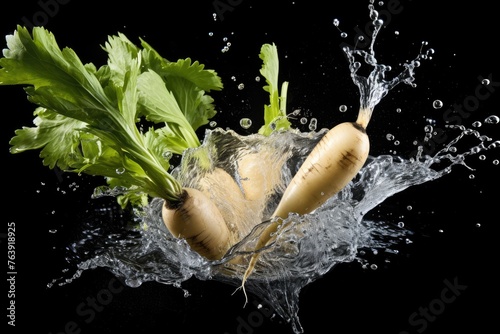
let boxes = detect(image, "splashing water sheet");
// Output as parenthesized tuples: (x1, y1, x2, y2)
(2, 1, 499, 334)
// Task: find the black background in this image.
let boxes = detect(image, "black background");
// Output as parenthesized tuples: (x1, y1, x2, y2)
(2, 1, 499, 333)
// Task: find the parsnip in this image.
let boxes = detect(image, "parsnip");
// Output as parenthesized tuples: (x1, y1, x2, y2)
(240, 107, 372, 290)
(162, 188, 231, 260)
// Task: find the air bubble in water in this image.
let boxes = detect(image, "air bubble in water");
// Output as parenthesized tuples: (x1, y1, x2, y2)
(386, 133, 394, 141)
(116, 167, 125, 175)
(300, 117, 308, 124)
(370, 264, 378, 270)
(237, 83, 245, 90)
(333, 18, 340, 27)
(432, 100, 443, 109)
(482, 78, 490, 85)
(340, 32, 348, 38)
(472, 121, 482, 128)
(494, 159, 499, 165)
(339, 104, 347, 112)
(239, 118, 252, 129)
(209, 121, 217, 128)
(255, 76, 261, 82)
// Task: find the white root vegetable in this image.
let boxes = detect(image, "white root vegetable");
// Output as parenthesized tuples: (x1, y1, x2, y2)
(162, 187, 232, 260)
(237, 149, 286, 203)
(197, 167, 257, 240)
(161, 143, 285, 261)
(240, 107, 372, 291)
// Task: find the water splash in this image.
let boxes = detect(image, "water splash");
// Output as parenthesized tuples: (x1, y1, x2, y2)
(58, 121, 498, 333)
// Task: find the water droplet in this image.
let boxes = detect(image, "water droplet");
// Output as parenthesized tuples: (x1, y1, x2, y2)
(488, 140, 500, 149)
(116, 167, 125, 175)
(162, 151, 173, 160)
(485, 115, 500, 124)
(239, 118, 252, 129)
(432, 100, 443, 109)
(308, 118, 318, 131)
(339, 104, 347, 112)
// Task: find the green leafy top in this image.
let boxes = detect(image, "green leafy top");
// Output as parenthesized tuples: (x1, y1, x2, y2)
(258, 43, 290, 136)
(0, 26, 222, 207)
